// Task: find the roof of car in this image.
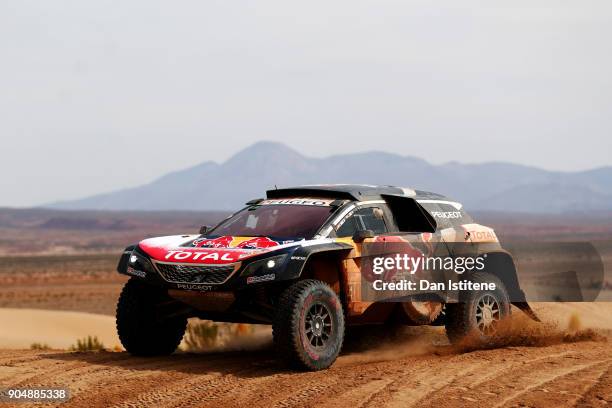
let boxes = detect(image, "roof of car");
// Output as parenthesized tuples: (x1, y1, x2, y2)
(266, 184, 449, 201)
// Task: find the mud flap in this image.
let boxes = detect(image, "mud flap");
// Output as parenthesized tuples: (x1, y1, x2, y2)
(512, 302, 541, 322)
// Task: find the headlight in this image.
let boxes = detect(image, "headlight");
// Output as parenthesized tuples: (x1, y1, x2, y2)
(241, 254, 288, 277)
(128, 251, 155, 274)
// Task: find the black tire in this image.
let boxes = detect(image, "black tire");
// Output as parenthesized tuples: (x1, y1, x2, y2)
(116, 278, 187, 356)
(445, 272, 510, 344)
(273, 279, 345, 371)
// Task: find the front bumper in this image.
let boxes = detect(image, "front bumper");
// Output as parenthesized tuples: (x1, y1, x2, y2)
(117, 246, 294, 292)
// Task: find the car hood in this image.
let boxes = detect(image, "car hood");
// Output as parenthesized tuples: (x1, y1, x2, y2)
(138, 235, 299, 265)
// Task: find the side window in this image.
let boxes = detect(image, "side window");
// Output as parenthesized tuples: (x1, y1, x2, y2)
(335, 215, 359, 237)
(335, 207, 388, 237)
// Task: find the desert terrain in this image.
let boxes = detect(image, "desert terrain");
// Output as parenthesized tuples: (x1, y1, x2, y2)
(0, 208, 611, 407)
(0, 311, 610, 408)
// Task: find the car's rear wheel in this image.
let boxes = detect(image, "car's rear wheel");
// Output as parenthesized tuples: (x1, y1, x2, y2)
(273, 279, 345, 371)
(444, 272, 510, 344)
(116, 278, 187, 356)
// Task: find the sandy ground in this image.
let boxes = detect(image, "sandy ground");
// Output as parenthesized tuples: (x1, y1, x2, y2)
(0, 253, 611, 407)
(0, 282, 125, 316)
(0, 309, 121, 350)
(0, 333, 610, 408)
(533, 302, 612, 330)
(0, 303, 610, 408)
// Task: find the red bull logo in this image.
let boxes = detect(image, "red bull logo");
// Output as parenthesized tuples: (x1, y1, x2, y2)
(193, 235, 281, 249)
(193, 236, 234, 248)
(236, 236, 279, 249)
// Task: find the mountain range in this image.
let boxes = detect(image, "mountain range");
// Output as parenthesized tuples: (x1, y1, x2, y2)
(50, 142, 612, 213)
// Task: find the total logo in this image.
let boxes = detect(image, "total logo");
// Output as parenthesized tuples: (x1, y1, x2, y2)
(164, 250, 238, 262)
(467, 230, 498, 241)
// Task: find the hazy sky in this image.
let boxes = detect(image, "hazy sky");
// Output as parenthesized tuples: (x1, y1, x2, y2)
(1, 1, 611, 207)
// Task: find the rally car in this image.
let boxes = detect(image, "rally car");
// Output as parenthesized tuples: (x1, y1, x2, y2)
(116, 185, 538, 370)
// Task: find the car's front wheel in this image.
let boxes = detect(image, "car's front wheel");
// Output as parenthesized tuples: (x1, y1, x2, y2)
(273, 279, 345, 370)
(116, 278, 187, 356)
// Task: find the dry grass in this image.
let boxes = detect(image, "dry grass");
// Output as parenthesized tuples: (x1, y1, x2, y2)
(69, 336, 105, 352)
(181, 320, 255, 352)
(30, 342, 51, 351)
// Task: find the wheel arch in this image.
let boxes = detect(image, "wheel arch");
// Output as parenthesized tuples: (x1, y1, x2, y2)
(477, 250, 540, 321)
(280, 243, 352, 282)
(299, 251, 347, 299)
(478, 250, 524, 301)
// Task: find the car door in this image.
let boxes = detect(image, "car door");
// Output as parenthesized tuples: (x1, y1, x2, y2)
(334, 204, 391, 286)
(330, 204, 392, 313)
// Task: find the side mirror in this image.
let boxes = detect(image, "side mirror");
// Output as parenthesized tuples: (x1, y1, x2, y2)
(352, 229, 374, 243)
(199, 225, 211, 235)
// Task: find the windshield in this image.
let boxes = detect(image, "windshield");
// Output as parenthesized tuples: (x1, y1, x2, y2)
(209, 204, 336, 240)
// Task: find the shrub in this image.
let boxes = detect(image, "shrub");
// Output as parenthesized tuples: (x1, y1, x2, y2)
(30, 342, 51, 351)
(69, 336, 105, 352)
(182, 320, 254, 352)
(183, 321, 219, 351)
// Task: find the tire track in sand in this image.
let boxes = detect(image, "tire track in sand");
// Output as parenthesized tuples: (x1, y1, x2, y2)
(0, 341, 610, 408)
